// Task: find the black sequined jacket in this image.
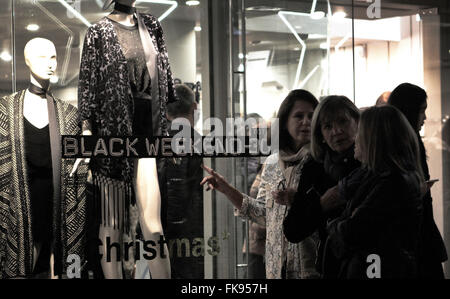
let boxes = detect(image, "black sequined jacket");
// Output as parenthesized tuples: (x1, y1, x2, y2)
(78, 14, 177, 181)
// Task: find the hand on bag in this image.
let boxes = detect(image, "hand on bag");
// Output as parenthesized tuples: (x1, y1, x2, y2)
(320, 185, 345, 213)
(273, 188, 296, 207)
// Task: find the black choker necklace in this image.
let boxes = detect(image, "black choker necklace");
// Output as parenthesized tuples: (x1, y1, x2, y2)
(28, 84, 49, 98)
(114, 2, 136, 15)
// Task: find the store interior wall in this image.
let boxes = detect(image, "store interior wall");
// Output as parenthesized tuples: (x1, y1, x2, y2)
(164, 19, 197, 84)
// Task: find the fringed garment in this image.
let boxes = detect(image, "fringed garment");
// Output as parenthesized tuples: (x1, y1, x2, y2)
(78, 14, 177, 235)
(0, 90, 88, 279)
(78, 14, 177, 182)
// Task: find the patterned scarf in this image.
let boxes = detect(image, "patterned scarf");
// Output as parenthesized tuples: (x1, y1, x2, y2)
(0, 90, 88, 278)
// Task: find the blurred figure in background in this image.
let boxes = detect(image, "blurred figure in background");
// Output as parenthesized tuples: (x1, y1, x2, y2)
(375, 91, 391, 106)
(165, 84, 204, 278)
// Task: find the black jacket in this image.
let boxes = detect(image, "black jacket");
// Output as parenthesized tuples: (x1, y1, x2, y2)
(416, 138, 447, 278)
(283, 146, 360, 277)
(326, 169, 423, 279)
(165, 127, 203, 236)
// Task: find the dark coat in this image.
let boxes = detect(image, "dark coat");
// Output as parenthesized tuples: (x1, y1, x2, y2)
(417, 138, 447, 278)
(326, 169, 423, 279)
(283, 146, 360, 278)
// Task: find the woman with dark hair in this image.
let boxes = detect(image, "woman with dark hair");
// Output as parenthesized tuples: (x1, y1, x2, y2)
(326, 105, 424, 278)
(280, 95, 361, 278)
(388, 83, 447, 279)
(201, 90, 319, 278)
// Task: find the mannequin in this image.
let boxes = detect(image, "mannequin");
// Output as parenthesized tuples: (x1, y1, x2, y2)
(77, 0, 176, 278)
(0, 38, 88, 278)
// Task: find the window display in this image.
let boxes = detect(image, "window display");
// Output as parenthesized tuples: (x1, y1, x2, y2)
(77, 0, 176, 279)
(0, 37, 88, 279)
(0, 0, 449, 282)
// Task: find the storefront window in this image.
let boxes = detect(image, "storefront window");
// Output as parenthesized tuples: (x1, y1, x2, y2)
(3, 0, 208, 279)
(0, 0, 448, 279)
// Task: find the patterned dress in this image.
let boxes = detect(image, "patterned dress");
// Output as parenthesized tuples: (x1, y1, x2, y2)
(236, 152, 320, 279)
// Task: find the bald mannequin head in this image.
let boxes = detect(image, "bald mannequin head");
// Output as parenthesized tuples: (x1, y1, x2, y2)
(24, 38, 57, 81)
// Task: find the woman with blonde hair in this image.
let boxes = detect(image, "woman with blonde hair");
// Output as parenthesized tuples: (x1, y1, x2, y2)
(326, 105, 424, 278)
(281, 95, 361, 278)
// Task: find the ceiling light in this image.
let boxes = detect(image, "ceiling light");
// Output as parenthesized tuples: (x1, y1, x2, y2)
(26, 24, 40, 31)
(293, 47, 300, 51)
(246, 6, 282, 12)
(332, 11, 347, 19)
(310, 11, 325, 20)
(194, 26, 202, 32)
(0, 51, 12, 62)
(186, 0, 200, 6)
(308, 34, 326, 39)
(416, 14, 421, 22)
(319, 43, 328, 50)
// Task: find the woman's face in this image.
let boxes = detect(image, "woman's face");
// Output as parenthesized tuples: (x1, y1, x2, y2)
(320, 112, 358, 153)
(417, 101, 427, 131)
(286, 100, 315, 150)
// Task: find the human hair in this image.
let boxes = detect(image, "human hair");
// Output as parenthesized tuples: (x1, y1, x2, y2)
(277, 89, 319, 151)
(358, 105, 424, 183)
(167, 84, 195, 119)
(388, 83, 427, 132)
(310, 95, 360, 161)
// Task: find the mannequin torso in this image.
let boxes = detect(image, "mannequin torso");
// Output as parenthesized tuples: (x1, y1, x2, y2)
(108, 12, 136, 27)
(107, 0, 137, 27)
